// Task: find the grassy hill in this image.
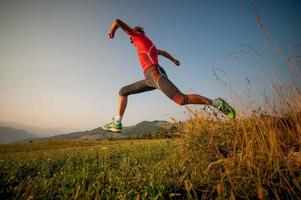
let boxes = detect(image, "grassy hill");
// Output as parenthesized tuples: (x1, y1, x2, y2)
(123, 120, 173, 136)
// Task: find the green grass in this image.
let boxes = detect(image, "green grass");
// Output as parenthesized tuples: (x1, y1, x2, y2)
(0, 139, 188, 199)
(1, 111, 300, 199)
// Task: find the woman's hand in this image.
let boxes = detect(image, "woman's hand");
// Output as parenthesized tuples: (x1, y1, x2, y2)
(108, 30, 115, 39)
(173, 59, 180, 66)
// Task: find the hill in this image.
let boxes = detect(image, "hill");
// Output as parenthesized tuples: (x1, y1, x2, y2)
(0, 126, 38, 144)
(123, 120, 172, 136)
(17, 120, 176, 143)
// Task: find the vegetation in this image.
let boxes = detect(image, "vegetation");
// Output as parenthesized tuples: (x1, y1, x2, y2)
(0, 140, 180, 199)
(1, 106, 300, 199)
(177, 108, 301, 199)
(130, 125, 180, 140)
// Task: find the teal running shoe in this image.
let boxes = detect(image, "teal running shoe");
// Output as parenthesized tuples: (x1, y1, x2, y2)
(215, 98, 236, 119)
(102, 118, 122, 133)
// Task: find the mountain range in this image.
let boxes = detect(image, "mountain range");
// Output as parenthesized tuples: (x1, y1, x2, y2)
(0, 120, 175, 144)
(0, 121, 74, 137)
(0, 127, 38, 144)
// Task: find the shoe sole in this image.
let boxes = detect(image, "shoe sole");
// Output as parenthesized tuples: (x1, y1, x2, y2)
(109, 128, 122, 133)
(102, 126, 122, 133)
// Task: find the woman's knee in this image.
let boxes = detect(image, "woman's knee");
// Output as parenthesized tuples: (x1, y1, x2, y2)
(171, 93, 187, 105)
(119, 86, 129, 96)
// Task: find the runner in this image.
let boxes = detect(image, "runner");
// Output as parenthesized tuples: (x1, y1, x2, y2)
(103, 19, 235, 133)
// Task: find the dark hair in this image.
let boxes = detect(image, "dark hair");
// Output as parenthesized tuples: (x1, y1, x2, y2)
(133, 26, 145, 34)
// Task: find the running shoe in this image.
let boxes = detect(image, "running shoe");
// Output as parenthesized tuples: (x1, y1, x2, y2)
(215, 97, 236, 119)
(102, 118, 122, 133)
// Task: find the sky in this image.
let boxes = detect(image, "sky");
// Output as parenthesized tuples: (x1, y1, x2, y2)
(0, 0, 300, 131)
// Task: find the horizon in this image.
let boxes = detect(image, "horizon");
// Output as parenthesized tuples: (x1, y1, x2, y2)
(1, 0, 300, 130)
(0, 119, 172, 138)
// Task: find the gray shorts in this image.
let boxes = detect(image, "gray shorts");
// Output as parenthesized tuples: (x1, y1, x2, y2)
(119, 64, 185, 101)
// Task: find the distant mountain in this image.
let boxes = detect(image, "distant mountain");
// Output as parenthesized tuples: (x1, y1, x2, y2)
(0, 126, 38, 144)
(49, 127, 115, 140)
(123, 120, 173, 136)
(0, 121, 74, 137)
(16, 120, 175, 143)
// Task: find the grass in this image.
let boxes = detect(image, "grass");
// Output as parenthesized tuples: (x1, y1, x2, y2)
(178, 108, 301, 199)
(0, 139, 189, 199)
(1, 109, 300, 199)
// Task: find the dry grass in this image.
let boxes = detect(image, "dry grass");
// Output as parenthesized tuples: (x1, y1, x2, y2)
(178, 105, 301, 199)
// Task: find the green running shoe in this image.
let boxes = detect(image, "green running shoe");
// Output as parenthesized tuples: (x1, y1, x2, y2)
(102, 118, 122, 133)
(215, 98, 236, 119)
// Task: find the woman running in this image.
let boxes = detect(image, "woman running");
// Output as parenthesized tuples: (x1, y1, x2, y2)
(103, 19, 235, 133)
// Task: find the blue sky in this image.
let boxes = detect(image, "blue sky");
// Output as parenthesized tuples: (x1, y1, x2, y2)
(0, 0, 300, 131)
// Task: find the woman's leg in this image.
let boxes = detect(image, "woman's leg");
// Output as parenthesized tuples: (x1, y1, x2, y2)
(186, 94, 212, 105)
(116, 80, 156, 121)
(103, 80, 156, 132)
(157, 75, 213, 106)
(155, 74, 235, 119)
(117, 95, 128, 117)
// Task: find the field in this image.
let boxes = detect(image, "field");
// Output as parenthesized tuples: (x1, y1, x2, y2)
(1, 109, 301, 199)
(0, 139, 182, 199)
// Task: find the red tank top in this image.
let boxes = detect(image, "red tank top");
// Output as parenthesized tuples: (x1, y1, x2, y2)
(129, 31, 159, 72)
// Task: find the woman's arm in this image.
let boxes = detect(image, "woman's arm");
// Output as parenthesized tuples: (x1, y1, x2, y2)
(108, 19, 135, 39)
(157, 49, 180, 66)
